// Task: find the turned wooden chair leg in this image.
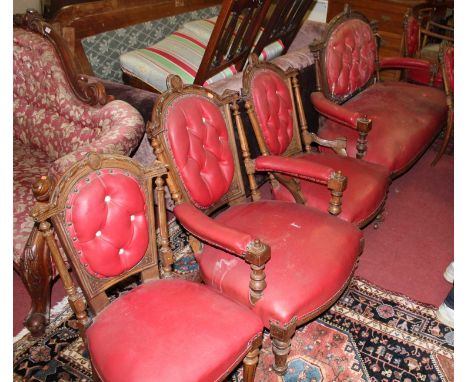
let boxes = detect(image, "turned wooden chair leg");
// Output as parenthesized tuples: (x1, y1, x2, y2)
(432, 114, 453, 166)
(18, 224, 53, 337)
(270, 319, 297, 375)
(243, 337, 262, 382)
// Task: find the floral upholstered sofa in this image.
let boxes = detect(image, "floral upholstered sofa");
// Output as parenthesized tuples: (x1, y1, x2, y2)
(13, 11, 145, 336)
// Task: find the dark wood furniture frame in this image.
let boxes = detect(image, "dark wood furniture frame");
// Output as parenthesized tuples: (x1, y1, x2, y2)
(14, 10, 115, 337)
(49, 0, 222, 75)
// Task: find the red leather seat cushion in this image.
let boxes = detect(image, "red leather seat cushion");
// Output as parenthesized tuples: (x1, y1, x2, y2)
(88, 279, 263, 382)
(196, 200, 362, 326)
(318, 82, 447, 173)
(271, 152, 390, 226)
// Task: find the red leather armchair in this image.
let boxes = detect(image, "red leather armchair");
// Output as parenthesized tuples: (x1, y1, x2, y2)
(310, 6, 448, 177)
(241, 55, 391, 228)
(147, 75, 363, 375)
(31, 152, 264, 382)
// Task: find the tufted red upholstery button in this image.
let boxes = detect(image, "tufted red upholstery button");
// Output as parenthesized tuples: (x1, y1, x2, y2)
(65, 169, 148, 278)
(325, 19, 376, 98)
(166, 95, 234, 209)
(251, 70, 294, 155)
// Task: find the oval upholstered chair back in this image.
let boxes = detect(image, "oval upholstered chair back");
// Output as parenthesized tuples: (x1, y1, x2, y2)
(148, 75, 248, 215)
(313, 6, 378, 104)
(31, 153, 166, 314)
(241, 57, 304, 158)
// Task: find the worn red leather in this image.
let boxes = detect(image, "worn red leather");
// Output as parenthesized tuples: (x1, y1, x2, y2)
(380, 57, 443, 88)
(271, 152, 390, 225)
(310, 92, 362, 129)
(65, 169, 148, 278)
(174, 202, 254, 256)
(196, 200, 362, 326)
(88, 279, 263, 382)
(165, 95, 234, 209)
(250, 70, 294, 155)
(318, 81, 447, 173)
(380, 56, 433, 71)
(406, 16, 420, 57)
(325, 19, 376, 98)
(255, 155, 333, 183)
(445, 47, 454, 91)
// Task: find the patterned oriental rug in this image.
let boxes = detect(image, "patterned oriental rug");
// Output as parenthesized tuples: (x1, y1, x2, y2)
(13, 224, 454, 382)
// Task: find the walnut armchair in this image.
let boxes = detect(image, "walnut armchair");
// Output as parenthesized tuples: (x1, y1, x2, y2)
(13, 11, 146, 336)
(147, 75, 363, 375)
(240, 55, 391, 228)
(31, 152, 264, 382)
(310, 5, 448, 177)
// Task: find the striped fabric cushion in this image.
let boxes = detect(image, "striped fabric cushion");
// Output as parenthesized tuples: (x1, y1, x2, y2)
(120, 18, 285, 92)
(120, 26, 236, 92)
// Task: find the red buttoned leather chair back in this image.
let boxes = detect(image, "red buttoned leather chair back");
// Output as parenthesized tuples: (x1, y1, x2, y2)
(324, 18, 376, 102)
(165, 94, 236, 209)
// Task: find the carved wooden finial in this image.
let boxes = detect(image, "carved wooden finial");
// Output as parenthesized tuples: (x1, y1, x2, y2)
(33, 175, 54, 202)
(86, 152, 102, 170)
(166, 75, 184, 92)
(248, 53, 260, 66)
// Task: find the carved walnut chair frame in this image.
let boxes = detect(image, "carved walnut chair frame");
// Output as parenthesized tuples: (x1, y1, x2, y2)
(31, 152, 263, 382)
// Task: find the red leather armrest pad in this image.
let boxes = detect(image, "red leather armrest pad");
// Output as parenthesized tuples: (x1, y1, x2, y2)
(380, 57, 432, 71)
(255, 155, 333, 184)
(174, 202, 254, 257)
(310, 92, 362, 129)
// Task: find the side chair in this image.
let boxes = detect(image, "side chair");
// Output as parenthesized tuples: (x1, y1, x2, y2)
(241, 54, 391, 228)
(147, 75, 364, 375)
(30, 152, 264, 382)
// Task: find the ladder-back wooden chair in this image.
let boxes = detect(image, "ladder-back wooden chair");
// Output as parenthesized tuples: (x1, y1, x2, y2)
(252, 0, 315, 58)
(147, 75, 363, 375)
(31, 152, 264, 382)
(241, 55, 391, 228)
